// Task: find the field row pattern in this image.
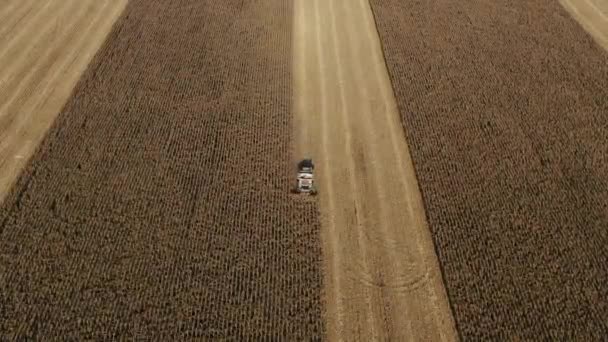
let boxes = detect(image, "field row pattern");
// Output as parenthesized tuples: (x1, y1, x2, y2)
(370, 0, 608, 340)
(0, 1, 324, 339)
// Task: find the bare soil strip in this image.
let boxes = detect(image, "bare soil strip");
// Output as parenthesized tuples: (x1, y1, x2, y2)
(0, 0, 128, 203)
(369, 0, 608, 339)
(0, 1, 323, 339)
(294, 0, 457, 340)
(560, 0, 608, 51)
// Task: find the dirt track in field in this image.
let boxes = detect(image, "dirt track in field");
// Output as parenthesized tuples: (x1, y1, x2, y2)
(370, 0, 608, 339)
(293, 0, 457, 340)
(560, 0, 608, 51)
(0, 1, 324, 339)
(0, 0, 127, 203)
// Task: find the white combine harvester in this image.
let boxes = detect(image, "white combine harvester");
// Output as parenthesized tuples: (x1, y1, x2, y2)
(295, 158, 317, 195)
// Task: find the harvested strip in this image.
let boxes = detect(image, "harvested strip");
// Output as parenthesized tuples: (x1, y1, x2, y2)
(0, 0, 38, 45)
(0, 0, 127, 203)
(294, 0, 457, 340)
(369, 0, 608, 339)
(0, 0, 323, 339)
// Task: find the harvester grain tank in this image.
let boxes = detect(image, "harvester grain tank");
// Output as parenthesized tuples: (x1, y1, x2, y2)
(295, 158, 317, 194)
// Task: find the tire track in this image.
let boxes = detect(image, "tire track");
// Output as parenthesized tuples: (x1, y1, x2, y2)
(0, 1, 53, 69)
(294, 0, 458, 340)
(320, 0, 384, 339)
(336, 0, 447, 338)
(0, 0, 36, 43)
(354, 1, 456, 339)
(314, 0, 378, 338)
(331, 0, 426, 338)
(0, 0, 81, 108)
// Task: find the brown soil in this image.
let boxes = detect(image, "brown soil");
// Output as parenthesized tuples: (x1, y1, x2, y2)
(293, 0, 457, 340)
(369, 0, 608, 339)
(0, 1, 323, 339)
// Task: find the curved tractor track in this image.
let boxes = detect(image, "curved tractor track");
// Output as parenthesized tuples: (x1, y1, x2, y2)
(293, 0, 457, 340)
(0, 0, 127, 203)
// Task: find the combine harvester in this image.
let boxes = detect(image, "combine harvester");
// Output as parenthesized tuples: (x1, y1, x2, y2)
(294, 158, 317, 195)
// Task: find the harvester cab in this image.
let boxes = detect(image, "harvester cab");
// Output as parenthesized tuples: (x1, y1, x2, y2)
(295, 158, 317, 195)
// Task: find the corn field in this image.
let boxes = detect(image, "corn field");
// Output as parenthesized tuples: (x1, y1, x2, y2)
(0, 1, 324, 339)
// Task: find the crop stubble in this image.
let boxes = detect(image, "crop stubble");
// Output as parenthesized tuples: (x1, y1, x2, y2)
(0, 0, 127, 202)
(293, 0, 457, 340)
(369, 0, 608, 339)
(0, 0, 323, 339)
